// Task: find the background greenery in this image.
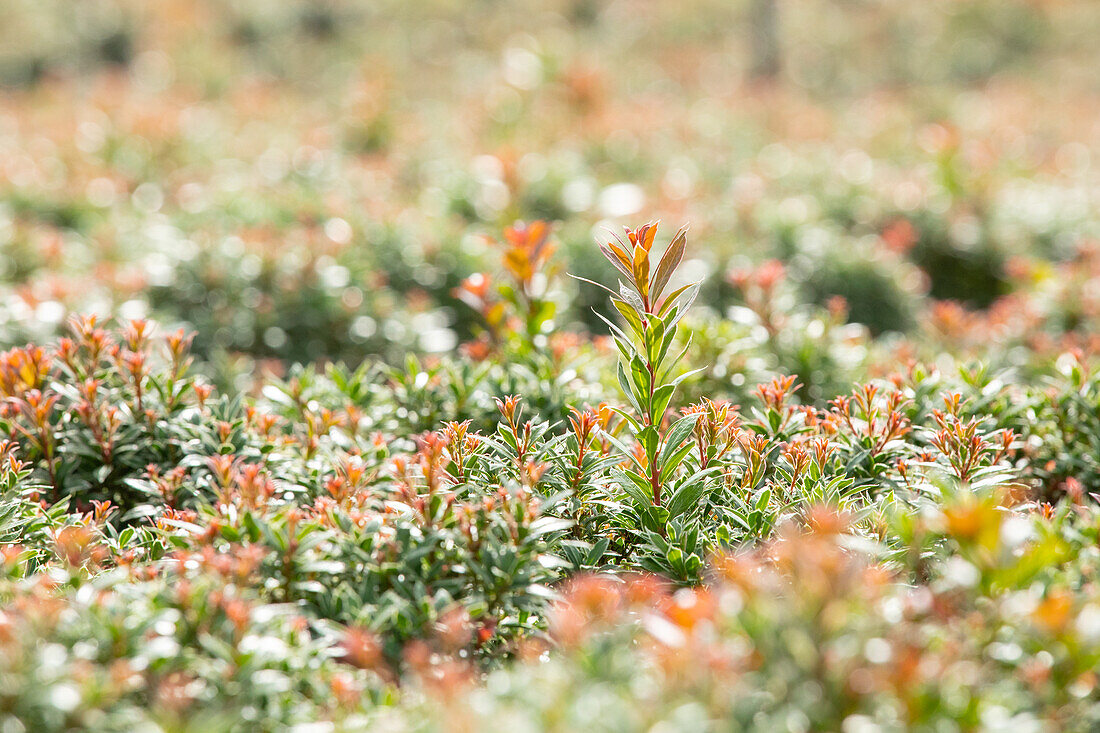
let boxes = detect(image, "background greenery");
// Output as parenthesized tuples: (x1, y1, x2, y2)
(3, 1, 1100, 731)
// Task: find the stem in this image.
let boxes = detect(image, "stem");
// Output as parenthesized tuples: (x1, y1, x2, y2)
(647, 359, 661, 506)
(650, 457, 661, 505)
(568, 445, 586, 496)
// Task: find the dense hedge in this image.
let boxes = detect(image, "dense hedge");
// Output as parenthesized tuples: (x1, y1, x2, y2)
(1, 222, 1100, 729)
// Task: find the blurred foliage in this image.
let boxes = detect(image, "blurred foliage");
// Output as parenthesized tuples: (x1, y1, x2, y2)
(3, 0, 1100, 729)
(1, 1, 1100, 383)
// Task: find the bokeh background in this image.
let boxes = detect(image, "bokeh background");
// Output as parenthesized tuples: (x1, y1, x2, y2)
(3, 0, 1100, 389)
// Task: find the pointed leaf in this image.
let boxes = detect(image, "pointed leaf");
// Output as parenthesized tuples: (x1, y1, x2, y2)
(603, 430, 645, 471)
(612, 299, 645, 338)
(568, 273, 619, 299)
(607, 405, 642, 432)
(617, 361, 644, 415)
(599, 242, 634, 281)
(637, 425, 659, 460)
(666, 467, 721, 516)
(657, 283, 694, 317)
(651, 226, 688, 301)
(613, 467, 655, 506)
(631, 245, 650, 298)
(659, 440, 696, 483)
(666, 282, 700, 331)
(651, 384, 676, 422)
(659, 413, 701, 468)
(618, 282, 646, 313)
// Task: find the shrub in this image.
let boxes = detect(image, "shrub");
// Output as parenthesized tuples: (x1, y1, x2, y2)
(0, 219, 1094, 730)
(399, 496, 1100, 732)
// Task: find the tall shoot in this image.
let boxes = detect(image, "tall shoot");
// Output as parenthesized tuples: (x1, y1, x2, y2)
(580, 222, 701, 507)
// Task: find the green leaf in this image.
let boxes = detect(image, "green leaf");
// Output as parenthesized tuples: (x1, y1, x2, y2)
(668, 366, 705, 391)
(659, 440, 696, 483)
(637, 425, 659, 460)
(613, 467, 654, 507)
(651, 384, 676, 422)
(644, 316, 665, 364)
(607, 405, 642, 432)
(630, 353, 652, 405)
(528, 516, 574, 537)
(666, 478, 708, 519)
(586, 537, 610, 565)
(617, 362, 643, 415)
(656, 283, 693, 317)
(646, 531, 670, 553)
(665, 282, 700, 331)
(658, 337, 695, 384)
(612, 298, 645, 338)
(602, 430, 646, 471)
(593, 310, 634, 351)
(655, 317, 678, 370)
(158, 518, 204, 535)
(568, 273, 619, 299)
(611, 335, 634, 363)
(659, 413, 701, 468)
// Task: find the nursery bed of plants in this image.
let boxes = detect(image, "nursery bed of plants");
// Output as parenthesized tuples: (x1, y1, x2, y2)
(4, 1, 1100, 731)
